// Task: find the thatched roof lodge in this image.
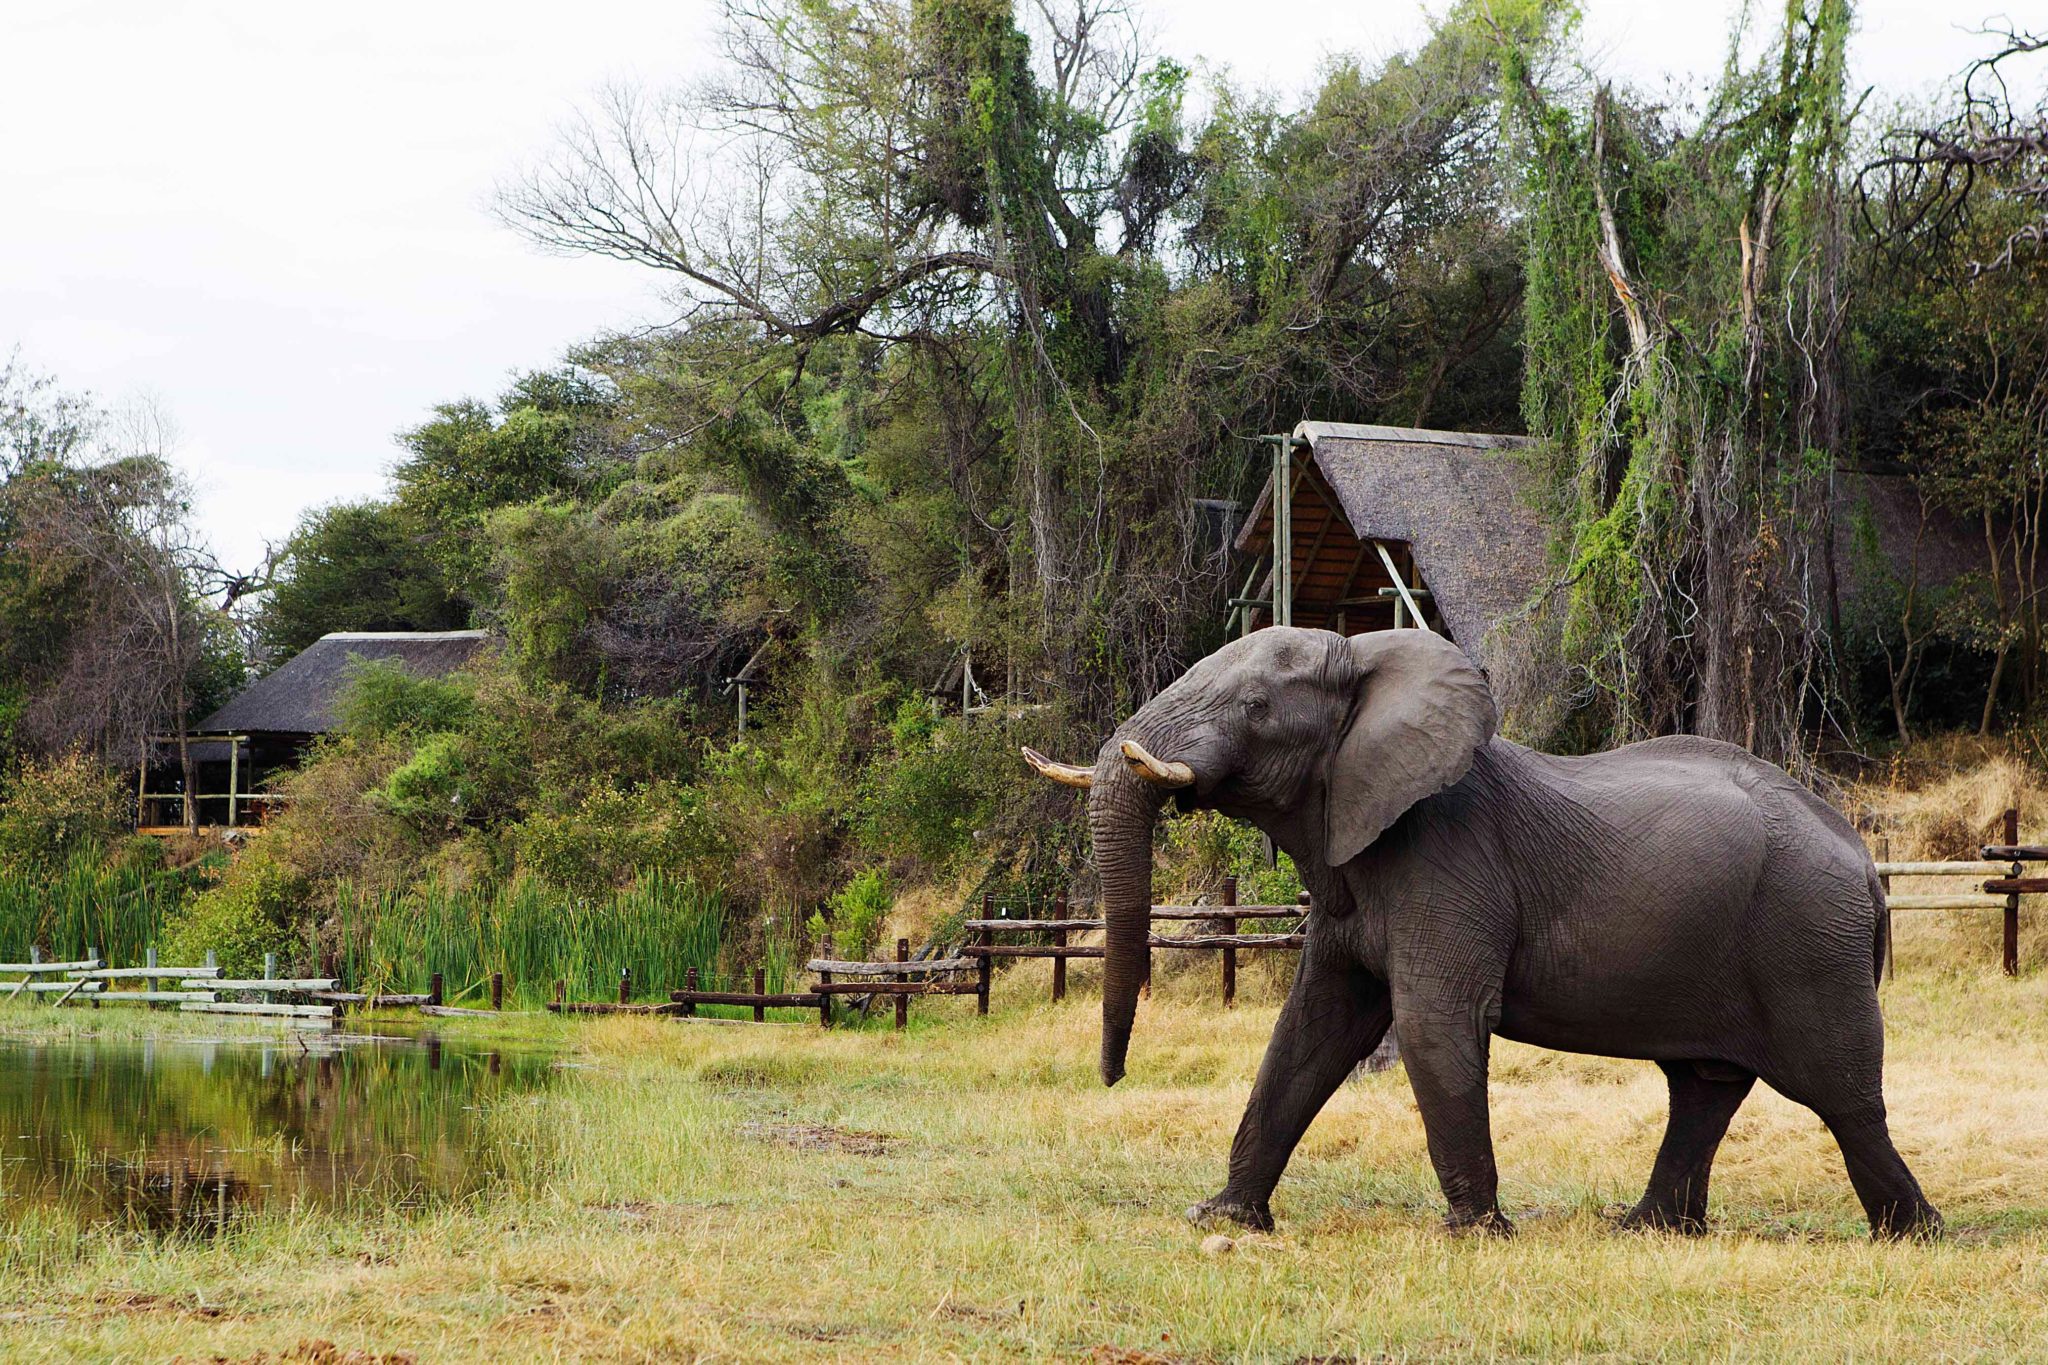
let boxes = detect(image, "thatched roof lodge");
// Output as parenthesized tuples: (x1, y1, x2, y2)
(140, 631, 492, 833)
(198, 630, 493, 738)
(1233, 422, 1997, 735)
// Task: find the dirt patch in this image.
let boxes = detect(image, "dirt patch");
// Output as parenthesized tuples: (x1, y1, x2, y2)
(97, 1292, 231, 1320)
(741, 1120, 893, 1155)
(171, 1342, 417, 1365)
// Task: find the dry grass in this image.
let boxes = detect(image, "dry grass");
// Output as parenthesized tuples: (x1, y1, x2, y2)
(3, 952, 2047, 1363)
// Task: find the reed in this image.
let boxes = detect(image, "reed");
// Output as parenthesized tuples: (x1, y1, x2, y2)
(0, 855, 183, 965)
(334, 873, 749, 1007)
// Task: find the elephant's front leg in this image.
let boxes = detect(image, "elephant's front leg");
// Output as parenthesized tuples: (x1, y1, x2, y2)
(1188, 936, 1389, 1232)
(1397, 997, 1511, 1234)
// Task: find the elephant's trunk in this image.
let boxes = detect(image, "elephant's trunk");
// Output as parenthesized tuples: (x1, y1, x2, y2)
(1089, 753, 1165, 1086)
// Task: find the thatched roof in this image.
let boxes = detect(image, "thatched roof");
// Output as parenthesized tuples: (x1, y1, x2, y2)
(1233, 424, 2000, 735)
(1233, 424, 1551, 720)
(1296, 422, 1549, 657)
(198, 631, 493, 736)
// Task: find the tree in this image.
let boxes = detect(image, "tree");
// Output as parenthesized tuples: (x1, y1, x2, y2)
(257, 499, 468, 661)
(498, 0, 1548, 725)
(1501, 0, 1856, 764)
(392, 369, 618, 598)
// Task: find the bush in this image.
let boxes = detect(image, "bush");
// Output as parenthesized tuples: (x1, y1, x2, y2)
(161, 854, 308, 975)
(811, 867, 891, 959)
(0, 750, 126, 879)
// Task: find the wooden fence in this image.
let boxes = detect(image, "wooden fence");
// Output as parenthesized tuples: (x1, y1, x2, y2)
(961, 878, 1305, 1008)
(1, 948, 340, 1028)
(1869, 806, 2043, 977)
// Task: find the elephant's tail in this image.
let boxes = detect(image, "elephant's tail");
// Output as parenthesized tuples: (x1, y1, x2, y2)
(1868, 864, 1891, 987)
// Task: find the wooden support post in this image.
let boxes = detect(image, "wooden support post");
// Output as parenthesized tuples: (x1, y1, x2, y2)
(2004, 807, 2021, 977)
(490, 971, 504, 1011)
(682, 968, 697, 1018)
(619, 967, 631, 1005)
(1221, 875, 1238, 1008)
(818, 934, 833, 1029)
(228, 737, 239, 828)
(554, 979, 566, 1011)
(146, 946, 158, 1008)
(1051, 891, 1068, 1002)
(262, 952, 276, 1006)
(429, 972, 443, 1008)
(977, 895, 993, 1015)
(753, 967, 766, 1023)
(895, 938, 909, 1031)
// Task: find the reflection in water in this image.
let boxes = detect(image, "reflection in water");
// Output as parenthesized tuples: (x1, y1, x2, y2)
(0, 1031, 554, 1235)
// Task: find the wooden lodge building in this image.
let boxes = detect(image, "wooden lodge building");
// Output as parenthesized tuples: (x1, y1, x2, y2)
(139, 630, 492, 833)
(1234, 421, 1999, 735)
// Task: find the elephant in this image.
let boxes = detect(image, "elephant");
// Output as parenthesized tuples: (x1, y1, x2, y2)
(1021, 625, 1939, 1239)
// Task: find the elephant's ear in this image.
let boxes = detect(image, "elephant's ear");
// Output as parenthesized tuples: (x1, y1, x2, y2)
(1324, 631, 1496, 866)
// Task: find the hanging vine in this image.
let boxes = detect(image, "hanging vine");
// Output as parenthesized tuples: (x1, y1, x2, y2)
(1501, 0, 1854, 765)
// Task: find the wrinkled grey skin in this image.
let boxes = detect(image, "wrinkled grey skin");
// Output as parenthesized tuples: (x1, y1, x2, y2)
(1085, 626, 1939, 1239)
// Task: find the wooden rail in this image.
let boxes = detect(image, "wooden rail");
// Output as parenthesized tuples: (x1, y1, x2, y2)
(968, 878, 1304, 1009)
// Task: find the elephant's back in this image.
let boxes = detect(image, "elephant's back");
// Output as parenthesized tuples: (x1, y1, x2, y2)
(1485, 737, 1876, 1059)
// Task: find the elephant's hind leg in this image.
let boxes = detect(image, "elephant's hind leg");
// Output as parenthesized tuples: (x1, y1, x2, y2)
(1820, 1106, 1941, 1240)
(1187, 938, 1389, 1233)
(1620, 1061, 1754, 1234)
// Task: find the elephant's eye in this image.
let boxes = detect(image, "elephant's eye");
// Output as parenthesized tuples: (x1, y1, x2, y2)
(1244, 695, 1270, 717)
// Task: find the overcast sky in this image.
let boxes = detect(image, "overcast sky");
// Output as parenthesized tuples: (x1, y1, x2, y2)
(1, 1, 2026, 570)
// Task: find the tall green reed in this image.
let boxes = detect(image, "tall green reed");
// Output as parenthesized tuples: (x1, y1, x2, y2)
(0, 854, 185, 965)
(336, 873, 746, 1007)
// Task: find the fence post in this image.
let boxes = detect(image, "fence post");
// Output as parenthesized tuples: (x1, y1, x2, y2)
(146, 946, 158, 1006)
(429, 972, 443, 1008)
(490, 971, 504, 1011)
(753, 966, 766, 1023)
(263, 951, 277, 1006)
(682, 967, 697, 1018)
(619, 967, 632, 1005)
(2004, 806, 2021, 977)
(1051, 891, 1067, 1003)
(895, 937, 910, 1031)
(976, 894, 993, 1016)
(818, 933, 833, 1029)
(1221, 875, 1238, 1008)
(554, 979, 565, 1012)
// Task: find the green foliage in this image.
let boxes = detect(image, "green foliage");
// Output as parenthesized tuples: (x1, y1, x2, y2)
(392, 370, 616, 598)
(334, 659, 478, 739)
(257, 500, 467, 658)
(857, 701, 1004, 871)
(812, 866, 893, 961)
(0, 751, 126, 880)
(1501, 0, 1856, 759)
(1158, 809, 1303, 908)
(161, 854, 308, 976)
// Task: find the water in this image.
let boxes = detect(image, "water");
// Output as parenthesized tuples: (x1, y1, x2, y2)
(0, 1029, 556, 1236)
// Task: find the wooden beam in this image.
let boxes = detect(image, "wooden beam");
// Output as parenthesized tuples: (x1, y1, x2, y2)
(1373, 541, 1430, 631)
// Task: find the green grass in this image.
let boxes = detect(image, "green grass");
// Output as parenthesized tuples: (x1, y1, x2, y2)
(2, 932, 2047, 1361)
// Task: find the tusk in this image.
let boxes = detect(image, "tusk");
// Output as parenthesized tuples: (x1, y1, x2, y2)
(1021, 746, 1092, 789)
(1121, 739, 1194, 788)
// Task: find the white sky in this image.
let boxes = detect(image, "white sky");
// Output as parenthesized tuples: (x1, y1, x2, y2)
(1, 0, 2029, 570)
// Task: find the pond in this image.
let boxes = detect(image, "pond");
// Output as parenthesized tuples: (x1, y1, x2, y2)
(0, 1029, 558, 1236)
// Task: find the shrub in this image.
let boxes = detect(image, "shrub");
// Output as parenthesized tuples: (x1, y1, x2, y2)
(161, 853, 308, 975)
(811, 867, 892, 959)
(0, 750, 126, 879)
